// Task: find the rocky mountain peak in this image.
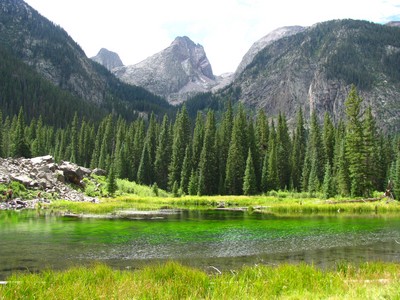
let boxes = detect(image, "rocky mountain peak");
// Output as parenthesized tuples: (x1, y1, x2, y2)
(386, 21, 400, 27)
(113, 36, 218, 105)
(91, 48, 124, 71)
(235, 25, 305, 76)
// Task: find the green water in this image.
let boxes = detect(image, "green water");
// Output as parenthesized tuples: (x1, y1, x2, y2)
(1, 209, 400, 279)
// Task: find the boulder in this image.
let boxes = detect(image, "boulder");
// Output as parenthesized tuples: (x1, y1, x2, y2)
(92, 168, 107, 176)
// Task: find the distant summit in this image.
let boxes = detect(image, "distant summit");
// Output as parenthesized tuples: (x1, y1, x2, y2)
(235, 26, 305, 76)
(91, 48, 124, 71)
(113, 36, 219, 105)
(386, 21, 400, 27)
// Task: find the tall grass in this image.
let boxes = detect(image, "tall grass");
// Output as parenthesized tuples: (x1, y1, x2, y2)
(1, 261, 399, 299)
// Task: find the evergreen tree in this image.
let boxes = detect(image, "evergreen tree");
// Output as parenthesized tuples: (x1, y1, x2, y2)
(216, 101, 233, 194)
(225, 108, 247, 195)
(2, 116, 11, 158)
(247, 120, 260, 192)
(107, 161, 117, 196)
(12, 108, 31, 158)
(180, 145, 192, 194)
(168, 105, 191, 190)
(336, 139, 351, 196)
(98, 115, 114, 171)
(345, 85, 367, 197)
(261, 150, 269, 193)
(198, 110, 217, 195)
(267, 121, 278, 191)
(243, 148, 257, 195)
(132, 118, 146, 181)
(191, 111, 205, 173)
(322, 161, 333, 199)
(69, 112, 79, 163)
(188, 170, 199, 196)
(137, 141, 152, 185)
(363, 106, 378, 194)
(154, 115, 171, 190)
(323, 112, 335, 167)
(276, 113, 291, 189)
(291, 109, 306, 191)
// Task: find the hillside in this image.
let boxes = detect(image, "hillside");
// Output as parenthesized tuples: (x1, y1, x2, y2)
(0, 0, 173, 125)
(218, 19, 400, 131)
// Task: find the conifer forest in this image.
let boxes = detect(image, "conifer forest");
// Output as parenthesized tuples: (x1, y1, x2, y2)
(1, 86, 399, 199)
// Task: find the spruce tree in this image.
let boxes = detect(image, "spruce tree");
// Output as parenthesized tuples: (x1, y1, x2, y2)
(69, 112, 79, 163)
(216, 101, 233, 194)
(168, 105, 191, 190)
(267, 121, 278, 191)
(12, 107, 31, 158)
(198, 110, 217, 195)
(225, 109, 247, 195)
(345, 85, 366, 197)
(154, 115, 171, 190)
(291, 109, 306, 191)
(188, 170, 199, 196)
(363, 106, 378, 194)
(137, 141, 152, 185)
(261, 150, 269, 193)
(243, 149, 257, 195)
(107, 162, 117, 196)
(191, 111, 205, 173)
(180, 145, 192, 194)
(276, 113, 291, 189)
(322, 161, 333, 199)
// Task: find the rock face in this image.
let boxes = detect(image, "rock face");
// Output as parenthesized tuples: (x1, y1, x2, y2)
(234, 26, 305, 77)
(91, 48, 124, 71)
(113, 36, 219, 105)
(0, 155, 105, 207)
(223, 19, 400, 131)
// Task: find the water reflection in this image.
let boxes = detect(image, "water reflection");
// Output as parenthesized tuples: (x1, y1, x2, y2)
(1, 210, 400, 279)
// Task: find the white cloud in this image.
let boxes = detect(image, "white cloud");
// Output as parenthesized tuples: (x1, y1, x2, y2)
(24, 0, 400, 74)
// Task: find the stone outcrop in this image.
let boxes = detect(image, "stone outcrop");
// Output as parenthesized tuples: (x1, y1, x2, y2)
(0, 155, 105, 209)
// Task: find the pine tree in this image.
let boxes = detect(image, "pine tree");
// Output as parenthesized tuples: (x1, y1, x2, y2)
(261, 150, 269, 193)
(216, 101, 233, 194)
(322, 161, 333, 199)
(168, 105, 191, 190)
(225, 108, 247, 195)
(12, 107, 31, 158)
(198, 110, 217, 195)
(180, 145, 192, 194)
(191, 111, 205, 173)
(243, 149, 257, 195)
(69, 112, 79, 163)
(276, 113, 291, 189)
(323, 112, 335, 167)
(363, 106, 378, 195)
(267, 121, 278, 191)
(2, 116, 11, 158)
(137, 141, 152, 185)
(291, 109, 306, 191)
(132, 119, 146, 181)
(107, 162, 117, 196)
(188, 170, 199, 196)
(345, 85, 366, 197)
(154, 115, 171, 190)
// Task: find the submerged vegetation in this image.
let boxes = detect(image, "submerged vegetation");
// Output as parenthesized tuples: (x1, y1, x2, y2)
(1, 261, 399, 299)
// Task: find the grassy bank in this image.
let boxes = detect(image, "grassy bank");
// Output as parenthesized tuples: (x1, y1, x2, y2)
(46, 193, 400, 215)
(1, 261, 399, 299)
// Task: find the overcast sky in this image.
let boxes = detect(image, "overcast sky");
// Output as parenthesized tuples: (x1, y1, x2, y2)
(24, 0, 400, 75)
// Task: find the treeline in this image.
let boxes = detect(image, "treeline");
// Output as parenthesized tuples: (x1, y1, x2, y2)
(1, 86, 400, 198)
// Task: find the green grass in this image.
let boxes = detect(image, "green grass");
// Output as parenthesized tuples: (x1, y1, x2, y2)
(45, 192, 400, 216)
(1, 261, 399, 299)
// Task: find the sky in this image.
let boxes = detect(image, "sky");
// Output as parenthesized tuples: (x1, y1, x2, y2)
(24, 0, 400, 75)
